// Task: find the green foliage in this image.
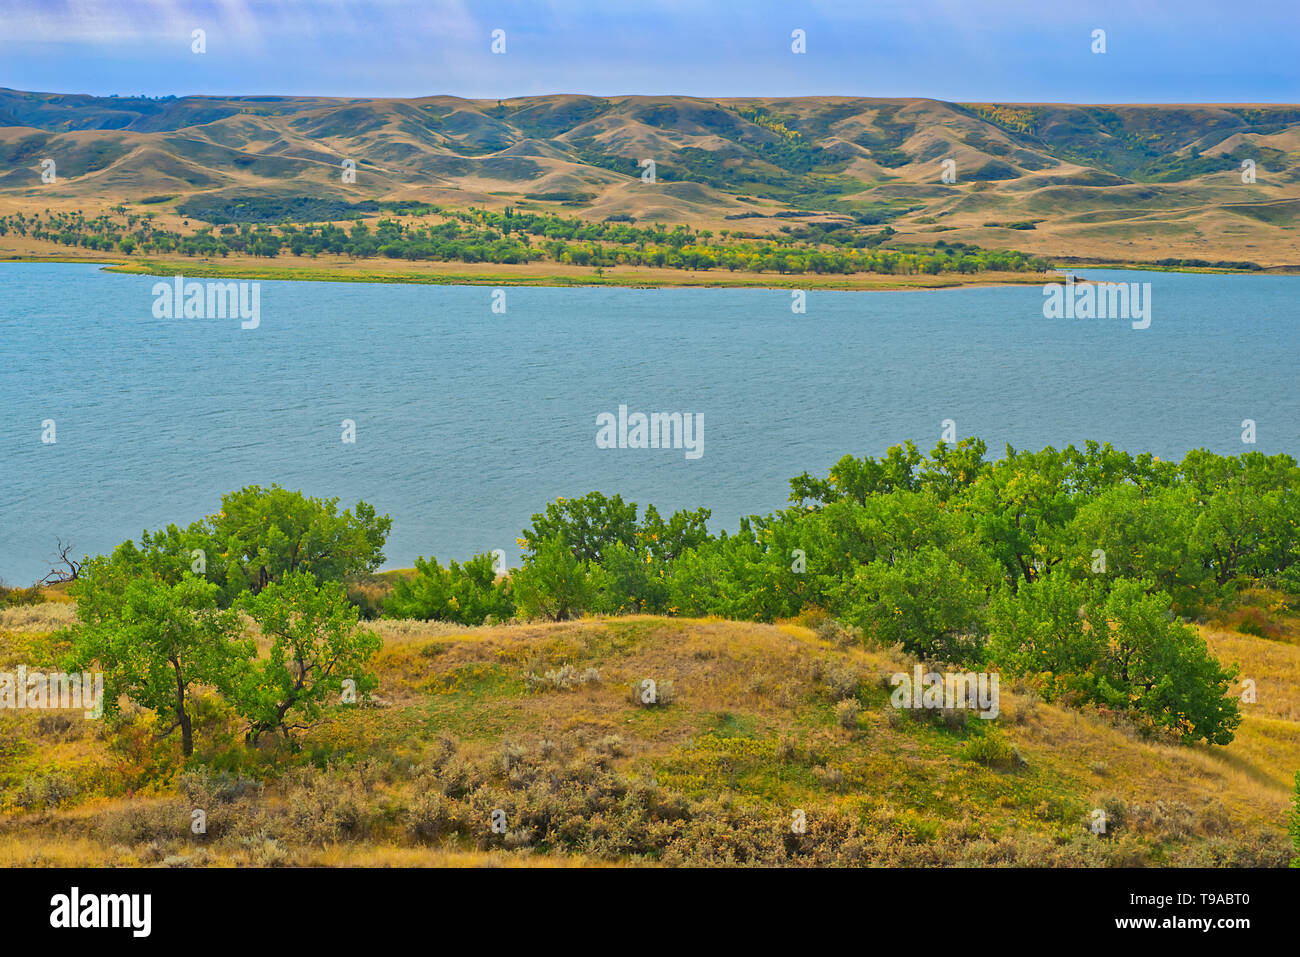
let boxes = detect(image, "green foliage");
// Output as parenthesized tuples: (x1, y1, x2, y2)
(58, 435, 1293, 752)
(206, 485, 391, 599)
(6, 205, 1053, 276)
(75, 485, 390, 612)
(64, 572, 246, 756)
(0, 581, 46, 606)
(847, 546, 991, 661)
(517, 493, 711, 616)
(511, 536, 596, 622)
(519, 492, 639, 564)
(1089, 580, 1241, 745)
(383, 553, 513, 624)
(236, 572, 382, 743)
(958, 729, 1015, 768)
(988, 575, 1102, 677)
(657, 438, 1288, 745)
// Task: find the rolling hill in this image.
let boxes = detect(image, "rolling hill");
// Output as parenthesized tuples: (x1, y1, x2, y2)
(0, 89, 1297, 268)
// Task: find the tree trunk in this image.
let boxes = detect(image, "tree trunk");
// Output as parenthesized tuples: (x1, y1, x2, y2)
(172, 658, 193, 757)
(179, 707, 193, 757)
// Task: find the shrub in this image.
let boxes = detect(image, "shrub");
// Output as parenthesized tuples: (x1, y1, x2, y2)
(524, 663, 600, 693)
(815, 617, 861, 646)
(959, 731, 1014, 768)
(11, 771, 78, 810)
(285, 767, 372, 845)
(835, 699, 860, 730)
(383, 553, 512, 624)
(0, 582, 46, 607)
(824, 666, 860, 701)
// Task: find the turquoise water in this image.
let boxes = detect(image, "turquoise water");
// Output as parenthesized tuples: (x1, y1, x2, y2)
(1, 263, 1296, 583)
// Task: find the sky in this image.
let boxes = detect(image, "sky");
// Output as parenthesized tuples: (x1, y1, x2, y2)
(0, 0, 1296, 103)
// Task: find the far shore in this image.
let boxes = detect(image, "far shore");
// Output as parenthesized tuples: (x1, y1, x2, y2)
(0, 251, 1055, 291)
(3, 249, 1294, 291)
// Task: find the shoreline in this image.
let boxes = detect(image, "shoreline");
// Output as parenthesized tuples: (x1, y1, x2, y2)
(0, 253, 1054, 291)
(2, 252, 1295, 290)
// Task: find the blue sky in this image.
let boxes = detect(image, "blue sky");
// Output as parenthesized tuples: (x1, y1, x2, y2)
(1, 0, 1296, 102)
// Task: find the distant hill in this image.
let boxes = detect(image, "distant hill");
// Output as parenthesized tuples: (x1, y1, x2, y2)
(0, 89, 1297, 266)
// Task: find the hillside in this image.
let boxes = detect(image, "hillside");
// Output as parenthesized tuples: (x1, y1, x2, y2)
(0, 598, 1294, 867)
(0, 90, 1297, 269)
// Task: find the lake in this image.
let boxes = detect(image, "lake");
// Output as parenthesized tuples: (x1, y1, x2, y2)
(1, 263, 1296, 583)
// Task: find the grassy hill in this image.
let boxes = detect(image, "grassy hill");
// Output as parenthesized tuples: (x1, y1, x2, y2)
(0, 90, 1296, 270)
(1, 593, 1294, 867)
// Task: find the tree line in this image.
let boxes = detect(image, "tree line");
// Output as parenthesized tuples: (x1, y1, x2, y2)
(3, 206, 1052, 276)
(59, 438, 1293, 756)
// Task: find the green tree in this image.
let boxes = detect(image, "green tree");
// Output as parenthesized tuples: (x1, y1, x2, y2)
(512, 535, 594, 621)
(847, 545, 991, 661)
(519, 492, 639, 564)
(1065, 484, 1207, 613)
(788, 441, 922, 507)
(987, 574, 1101, 678)
(958, 445, 1078, 587)
(1089, 579, 1240, 745)
(208, 485, 391, 599)
(65, 570, 245, 756)
(236, 571, 381, 743)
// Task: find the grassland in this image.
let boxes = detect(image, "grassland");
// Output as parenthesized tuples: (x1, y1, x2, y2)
(0, 589, 1294, 867)
(2, 91, 1296, 276)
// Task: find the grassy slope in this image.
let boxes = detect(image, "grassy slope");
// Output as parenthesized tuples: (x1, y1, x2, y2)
(2, 93, 1297, 271)
(0, 595, 1295, 867)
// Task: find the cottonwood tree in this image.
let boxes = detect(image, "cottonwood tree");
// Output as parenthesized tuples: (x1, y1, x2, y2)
(209, 485, 391, 599)
(65, 570, 245, 756)
(511, 535, 593, 621)
(236, 571, 381, 743)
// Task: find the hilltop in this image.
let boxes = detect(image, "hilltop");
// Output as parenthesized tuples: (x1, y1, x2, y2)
(0, 90, 1296, 273)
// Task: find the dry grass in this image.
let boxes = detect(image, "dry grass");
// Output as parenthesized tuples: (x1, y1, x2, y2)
(0, 607, 1293, 867)
(0, 602, 76, 633)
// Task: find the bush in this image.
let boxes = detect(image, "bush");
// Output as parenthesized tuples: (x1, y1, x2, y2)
(384, 553, 513, 624)
(835, 699, 860, 730)
(11, 771, 78, 810)
(815, 617, 861, 646)
(824, 666, 860, 701)
(958, 731, 1014, 768)
(0, 582, 46, 607)
(523, 664, 600, 693)
(284, 767, 372, 845)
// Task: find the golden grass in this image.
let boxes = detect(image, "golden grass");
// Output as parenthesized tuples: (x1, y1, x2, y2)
(0, 605, 1294, 867)
(0, 602, 77, 633)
